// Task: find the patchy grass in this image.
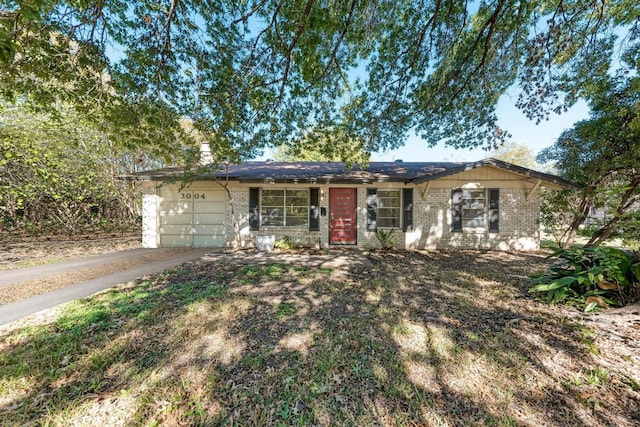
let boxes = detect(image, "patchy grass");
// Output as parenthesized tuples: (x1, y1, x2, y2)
(1, 251, 638, 426)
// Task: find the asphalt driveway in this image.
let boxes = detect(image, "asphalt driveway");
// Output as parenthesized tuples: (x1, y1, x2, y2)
(0, 248, 210, 326)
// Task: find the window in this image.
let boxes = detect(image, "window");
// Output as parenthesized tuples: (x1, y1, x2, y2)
(260, 189, 309, 227)
(452, 188, 499, 232)
(462, 189, 486, 228)
(377, 189, 401, 228)
(367, 188, 413, 230)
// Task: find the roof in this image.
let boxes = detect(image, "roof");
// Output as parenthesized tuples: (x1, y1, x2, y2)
(122, 159, 579, 189)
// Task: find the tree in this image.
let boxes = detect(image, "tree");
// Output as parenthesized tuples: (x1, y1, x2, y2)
(490, 141, 538, 169)
(537, 74, 640, 249)
(0, 101, 176, 234)
(273, 127, 370, 165)
(0, 0, 638, 162)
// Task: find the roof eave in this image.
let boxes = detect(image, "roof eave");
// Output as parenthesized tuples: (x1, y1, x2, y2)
(412, 158, 581, 190)
(238, 177, 410, 185)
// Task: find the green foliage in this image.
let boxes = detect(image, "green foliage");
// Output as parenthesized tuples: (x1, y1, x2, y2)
(619, 210, 640, 249)
(537, 73, 640, 248)
(490, 141, 539, 169)
(274, 235, 293, 250)
(273, 128, 371, 166)
(375, 229, 396, 250)
(1, 1, 639, 159)
(275, 302, 296, 318)
(530, 247, 640, 309)
(0, 101, 172, 234)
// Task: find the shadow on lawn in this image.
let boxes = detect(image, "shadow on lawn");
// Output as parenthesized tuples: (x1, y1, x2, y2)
(0, 251, 637, 426)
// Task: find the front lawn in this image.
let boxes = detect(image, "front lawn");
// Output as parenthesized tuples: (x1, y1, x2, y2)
(1, 251, 638, 426)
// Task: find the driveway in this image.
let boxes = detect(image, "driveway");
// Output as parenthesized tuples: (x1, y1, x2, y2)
(0, 248, 210, 326)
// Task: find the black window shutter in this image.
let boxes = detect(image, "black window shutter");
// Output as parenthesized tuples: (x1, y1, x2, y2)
(451, 189, 463, 232)
(249, 188, 260, 231)
(366, 188, 377, 231)
(402, 188, 413, 232)
(309, 188, 320, 231)
(489, 188, 499, 232)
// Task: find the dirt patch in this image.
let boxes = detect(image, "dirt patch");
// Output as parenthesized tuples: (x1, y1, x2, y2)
(0, 233, 141, 271)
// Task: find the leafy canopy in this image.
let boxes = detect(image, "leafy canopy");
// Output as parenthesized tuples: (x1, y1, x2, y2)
(1, 0, 638, 160)
(537, 72, 640, 248)
(0, 101, 172, 233)
(490, 141, 538, 169)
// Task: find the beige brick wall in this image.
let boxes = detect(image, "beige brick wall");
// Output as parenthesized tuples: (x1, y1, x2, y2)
(227, 185, 325, 249)
(141, 182, 159, 248)
(147, 178, 542, 251)
(405, 187, 539, 251)
(225, 184, 540, 251)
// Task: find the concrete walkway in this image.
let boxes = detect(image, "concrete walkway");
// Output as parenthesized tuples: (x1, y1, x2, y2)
(0, 248, 210, 326)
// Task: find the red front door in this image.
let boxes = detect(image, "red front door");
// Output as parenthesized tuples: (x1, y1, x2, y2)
(329, 188, 357, 244)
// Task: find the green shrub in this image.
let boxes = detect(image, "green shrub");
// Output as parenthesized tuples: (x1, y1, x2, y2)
(530, 246, 640, 311)
(375, 229, 395, 250)
(274, 235, 293, 250)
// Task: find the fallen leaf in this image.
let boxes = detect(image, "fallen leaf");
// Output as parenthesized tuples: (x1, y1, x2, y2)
(586, 296, 608, 308)
(597, 281, 619, 291)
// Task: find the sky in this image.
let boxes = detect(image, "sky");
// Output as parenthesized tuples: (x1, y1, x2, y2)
(256, 94, 591, 163)
(374, 97, 590, 163)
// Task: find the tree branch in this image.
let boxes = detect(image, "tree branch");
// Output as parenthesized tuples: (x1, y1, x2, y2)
(232, 0, 270, 25)
(316, 0, 358, 83)
(426, 0, 506, 109)
(275, 0, 315, 110)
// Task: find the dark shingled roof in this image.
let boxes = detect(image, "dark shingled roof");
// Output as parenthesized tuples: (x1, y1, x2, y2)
(122, 159, 579, 189)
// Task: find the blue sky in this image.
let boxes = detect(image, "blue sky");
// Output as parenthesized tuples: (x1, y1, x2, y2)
(376, 97, 590, 162)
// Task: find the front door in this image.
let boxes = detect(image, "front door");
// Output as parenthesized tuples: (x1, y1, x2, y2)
(329, 188, 357, 244)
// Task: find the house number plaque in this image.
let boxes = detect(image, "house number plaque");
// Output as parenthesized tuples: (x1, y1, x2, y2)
(180, 193, 206, 200)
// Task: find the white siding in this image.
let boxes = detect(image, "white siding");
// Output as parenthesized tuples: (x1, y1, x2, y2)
(157, 185, 227, 247)
(141, 183, 159, 248)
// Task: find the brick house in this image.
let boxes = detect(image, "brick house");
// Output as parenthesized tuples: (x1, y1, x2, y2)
(126, 159, 578, 251)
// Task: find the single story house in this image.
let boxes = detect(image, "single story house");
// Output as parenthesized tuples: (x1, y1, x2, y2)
(124, 159, 578, 251)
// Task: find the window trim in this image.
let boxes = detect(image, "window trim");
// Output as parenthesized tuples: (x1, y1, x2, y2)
(259, 188, 310, 228)
(367, 188, 412, 231)
(452, 188, 499, 233)
(376, 189, 402, 229)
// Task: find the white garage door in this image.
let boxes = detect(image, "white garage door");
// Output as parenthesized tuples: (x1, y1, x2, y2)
(159, 186, 226, 247)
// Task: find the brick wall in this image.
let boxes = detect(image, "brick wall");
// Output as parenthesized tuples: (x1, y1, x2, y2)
(227, 186, 324, 249)
(225, 185, 540, 251)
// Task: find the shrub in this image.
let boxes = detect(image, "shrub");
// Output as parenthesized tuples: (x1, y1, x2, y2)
(375, 229, 395, 250)
(274, 235, 293, 250)
(530, 246, 640, 311)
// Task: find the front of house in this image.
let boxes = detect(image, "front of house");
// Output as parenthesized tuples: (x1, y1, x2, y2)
(127, 159, 577, 251)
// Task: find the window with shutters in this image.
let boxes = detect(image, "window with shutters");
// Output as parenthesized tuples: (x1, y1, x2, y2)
(377, 189, 401, 228)
(452, 188, 499, 232)
(260, 189, 309, 227)
(367, 188, 413, 230)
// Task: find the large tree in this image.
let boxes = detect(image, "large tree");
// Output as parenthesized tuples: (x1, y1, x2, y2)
(273, 127, 370, 165)
(490, 141, 538, 169)
(0, 101, 178, 234)
(1, 1, 638, 161)
(537, 74, 640, 249)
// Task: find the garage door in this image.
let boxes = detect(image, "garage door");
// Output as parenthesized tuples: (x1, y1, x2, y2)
(159, 186, 226, 247)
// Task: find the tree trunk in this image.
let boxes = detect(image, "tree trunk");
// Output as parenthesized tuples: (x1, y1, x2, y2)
(560, 185, 595, 249)
(217, 180, 240, 249)
(585, 175, 640, 248)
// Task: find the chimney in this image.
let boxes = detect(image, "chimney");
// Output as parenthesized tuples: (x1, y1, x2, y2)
(200, 142, 213, 165)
